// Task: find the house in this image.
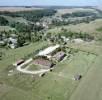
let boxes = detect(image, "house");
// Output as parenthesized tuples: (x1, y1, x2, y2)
(36, 22, 40, 26)
(61, 36, 70, 42)
(42, 22, 49, 29)
(8, 37, 17, 49)
(53, 51, 66, 62)
(33, 58, 54, 69)
(72, 38, 84, 43)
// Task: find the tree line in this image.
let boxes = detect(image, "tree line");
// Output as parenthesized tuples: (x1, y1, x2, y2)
(61, 11, 97, 18)
(52, 16, 96, 26)
(46, 29, 94, 44)
(0, 9, 57, 22)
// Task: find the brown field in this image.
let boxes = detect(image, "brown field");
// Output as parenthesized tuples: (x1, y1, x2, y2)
(0, 7, 43, 12)
(56, 8, 97, 16)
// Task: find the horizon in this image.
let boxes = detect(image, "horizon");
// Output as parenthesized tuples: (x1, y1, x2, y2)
(0, 0, 102, 6)
(0, 5, 97, 7)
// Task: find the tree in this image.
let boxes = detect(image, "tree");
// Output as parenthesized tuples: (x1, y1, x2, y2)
(17, 33, 25, 47)
(0, 16, 9, 25)
(0, 51, 3, 60)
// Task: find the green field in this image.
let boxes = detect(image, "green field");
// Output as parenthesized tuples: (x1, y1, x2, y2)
(0, 36, 102, 100)
(1, 15, 29, 24)
(0, 42, 99, 100)
(47, 19, 102, 39)
(70, 55, 102, 100)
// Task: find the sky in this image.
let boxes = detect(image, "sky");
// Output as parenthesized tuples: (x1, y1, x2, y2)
(0, 0, 102, 6)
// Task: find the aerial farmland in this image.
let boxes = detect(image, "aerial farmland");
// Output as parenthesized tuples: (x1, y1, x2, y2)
(0, 3, 102, 100)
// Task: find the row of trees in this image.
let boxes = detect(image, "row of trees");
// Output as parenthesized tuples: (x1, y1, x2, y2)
(62, 11, 97, 18)
(10, 22, 44, 32)
(46, 29, 94, 44)
(59, 29, 94, 40)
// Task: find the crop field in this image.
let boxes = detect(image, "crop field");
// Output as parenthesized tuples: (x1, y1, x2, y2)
(56, 8, 97, 16)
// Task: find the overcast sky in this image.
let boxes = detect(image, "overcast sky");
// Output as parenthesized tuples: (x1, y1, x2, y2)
(0, 0, 102, 6)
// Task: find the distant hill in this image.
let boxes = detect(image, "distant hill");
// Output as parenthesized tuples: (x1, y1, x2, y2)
(0, 7, 43, 12)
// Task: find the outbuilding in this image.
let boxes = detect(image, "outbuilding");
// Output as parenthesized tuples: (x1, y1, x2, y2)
(13, 59, 25, 66)
(73, 74, 82, 80)
(53, 51, 66, 62)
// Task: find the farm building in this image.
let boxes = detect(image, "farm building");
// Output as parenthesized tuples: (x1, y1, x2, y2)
(38, 44, 60, 56)
(33, 58, 54, 69)
(61, 36, 70, 42)
(53, 51, 66, 61)
(8, 37, 17, 49)
(72, 38, 84, 43)
(73, 74, 82, 80)
(13, 59, 25, 66)
(0, 41, 5, 45)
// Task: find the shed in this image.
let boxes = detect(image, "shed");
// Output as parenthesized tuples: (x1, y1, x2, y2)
(73, 74, 82, 80)
(13, 59, 25, 66)
(53, 51, 66, 61)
